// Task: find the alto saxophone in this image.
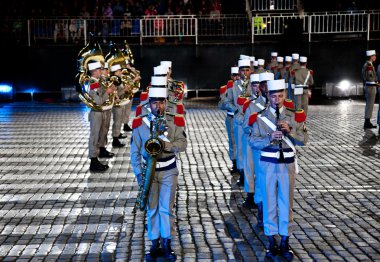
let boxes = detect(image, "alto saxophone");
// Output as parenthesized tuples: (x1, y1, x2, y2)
(136, 110, 168, 211)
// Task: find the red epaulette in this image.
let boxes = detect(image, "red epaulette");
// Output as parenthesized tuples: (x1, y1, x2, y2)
(285, 66, 290, 70)
(132, 117, 143, 129)
(227, 80, 234, 88)
(270, 66, 275, 71)
(90, 82, 100, 90)
(174, 115, 186, 127)
(309, 69, 314, 76)
(176, 104, 185, 114)
(243, 100, 250, 113)
(248, 112, 258, 126)
(177, 92, 184, 100)
(367, 66, 374, 71)
(180, 82, 185, 88)
(291, 70, 296, 76)
(135, 105, 142, 116)
(295, 109, 307, 122)
(284, 99, 295, 109)
(277, 67, 282, 72)
(237, 96, 247, 106)
(220, 85, 227, 95)
(140, 91, 148, 102)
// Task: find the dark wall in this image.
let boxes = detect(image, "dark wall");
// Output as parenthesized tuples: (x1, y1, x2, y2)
(0, 41, 376, 94)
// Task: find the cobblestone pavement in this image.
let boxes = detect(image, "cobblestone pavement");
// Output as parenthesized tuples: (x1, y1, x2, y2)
(0, 99, 379, 262)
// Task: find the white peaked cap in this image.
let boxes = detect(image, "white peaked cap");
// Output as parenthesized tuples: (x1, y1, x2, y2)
(271, 52, 278, 57)
(258, 59, 265, 66)
(240, 54, 249, 60)
(160, 61, 172, 68)
(250, 73, 260, 83)
(154, 65, 167, 75)
(292, 53, 299, 59)
(277, 56, 284, 62)
(88, 61, 102, 71)
(151, 76, 167, 86)
(366, 50, 376, 56)
(300, 56, 307, 63)
(110, 64, 122, 72)
(259, 72, 274, 82)
(250, 56, 255, 62)
(104, 62, 109, 69)
(231, 67, 239, 74)
(238, 59, 251, 68)
(285, 56, 292, 62)
(267, 79, 285, 92)
(149, 88, 167, 98)
(253, 61, 259, 66)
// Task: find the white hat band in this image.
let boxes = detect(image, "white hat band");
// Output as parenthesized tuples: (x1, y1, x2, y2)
(285, 56, 292, 62)
(250, 74, 260, 83)
(366, 50, 376, 56)
(259, 72, 274, 82)
(160, 61, 172, 68)
(300, 56, 307, 63)
(231, 67, 239, 74)
(88, 61, 102, 71)
(277, 56, 284, 62)
(148, 88, 167, 98)
(110, 64, 122, 72)
(258, 59, 265, 66)
(151, 76, 167, 86)
(154, 66, 168, 75)
(271, 52, 278, 57)
(292, 53, 299, 59)
(238, 59, 251, 68)
(267, 79, 285, 92)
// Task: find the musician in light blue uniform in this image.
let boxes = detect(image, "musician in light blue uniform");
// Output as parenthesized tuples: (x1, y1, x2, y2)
(130, 77, 187, 261)
(250, 79, 308, 261)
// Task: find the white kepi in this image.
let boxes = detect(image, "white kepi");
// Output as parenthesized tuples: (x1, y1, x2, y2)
(149, 76, 168, 98)
(267, 79, 286, 92)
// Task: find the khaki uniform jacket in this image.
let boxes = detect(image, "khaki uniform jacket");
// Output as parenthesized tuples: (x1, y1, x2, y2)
(362, 61, 378, 83)
(294, 67, 314, 87)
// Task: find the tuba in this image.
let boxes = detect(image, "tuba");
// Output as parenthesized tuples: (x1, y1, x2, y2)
(105, 42, 131, 107)
(75, 33, 114, 111)
(136, 110, 168, 211)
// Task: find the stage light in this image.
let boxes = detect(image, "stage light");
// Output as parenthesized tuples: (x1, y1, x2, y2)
(0, 84, 12, 93)
(337, 80, 351, 91)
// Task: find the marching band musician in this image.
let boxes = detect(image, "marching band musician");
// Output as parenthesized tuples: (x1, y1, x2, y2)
(98, 62, 115, 158)
(225, 58, 252, 187)
(218, 66, 240, 173)
(87, 60, 114, 171)
(110, 63, 127, 147)
(131, 76, 187, 261)
(256, 59, 266, 74)
(363, 49, 378, 129)
(240, 73, 267, 210)
(266, 52, 278, 72)
(274, 56, 284, 80)
(250, 79, 308, 261)
(292, 56, 314, 115)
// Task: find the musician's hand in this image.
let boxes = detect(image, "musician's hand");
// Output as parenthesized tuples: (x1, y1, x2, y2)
(278, 121, 291, 134)
(106, 87, 114, 94)
(136, 173, 143, 186)
(308, 89, 312, 98)
(270, 131, 283, 141)
(124, 85, 131, 92)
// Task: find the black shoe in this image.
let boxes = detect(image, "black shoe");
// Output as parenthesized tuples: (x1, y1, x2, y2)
(266, 235, 279, 260)
(364, 119, 377, 129)
(236, 170, 244, 186)
(145, 239, 160, 262)
(90, 157, 108, 172)
(162, 238, 176, 261)
(112, 137, 126, 148)
(118, 133, 128, 139)
(242, 193, 257, 209)
(123, 124, 133, 132)
(279, 236, 294, 261)
(257, 202, 264, 228)
(99, 147, 114, 158)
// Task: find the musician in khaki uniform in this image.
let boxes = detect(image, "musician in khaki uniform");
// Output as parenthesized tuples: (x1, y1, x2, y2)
(266, 52, 278, 72)
(98, 62, 115, 158)
(240, 73, 269, 210)
(219, 66, 240, 173)
(225, 59, 252, 186)
(293, 56, 314, 115)
(274, 56, 284, 80)
(131, 77, 187, 261)
(122, 59, 140, 132)
(87, 61, 113, 171)
(250, 79, 307, 261)
(362, 50, 378, 129)
(256, 59, 266, 74)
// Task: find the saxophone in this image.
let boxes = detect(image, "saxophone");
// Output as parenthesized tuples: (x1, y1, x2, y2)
(136, 110, 168, 211)
(168, 79, 185, 103)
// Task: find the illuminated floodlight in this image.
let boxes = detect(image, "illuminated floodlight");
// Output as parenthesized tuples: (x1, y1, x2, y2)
(0, 84, 13, 93)
(337, 80, 351, 91)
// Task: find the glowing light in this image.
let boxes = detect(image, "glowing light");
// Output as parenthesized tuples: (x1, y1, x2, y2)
(0, 84, 13, 93)
(337, 80, 351, 91)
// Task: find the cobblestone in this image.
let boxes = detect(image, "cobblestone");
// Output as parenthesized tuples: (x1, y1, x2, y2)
(0, 99, 379, 261)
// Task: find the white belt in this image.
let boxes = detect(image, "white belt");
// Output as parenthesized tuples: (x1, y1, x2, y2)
(261, 151, 295, 158)
(143, 157, 176, 169)
(366, 82, 377, 85)
(227, 111, 235, 116)
(295, 84, 307, 88)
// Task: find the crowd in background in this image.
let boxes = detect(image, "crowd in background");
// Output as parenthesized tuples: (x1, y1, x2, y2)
(1, 0, 222, 18)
